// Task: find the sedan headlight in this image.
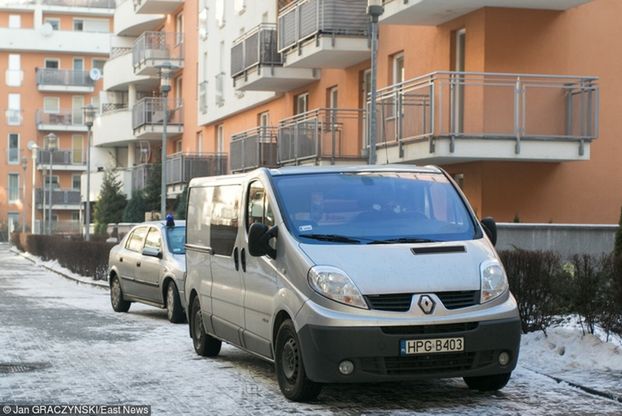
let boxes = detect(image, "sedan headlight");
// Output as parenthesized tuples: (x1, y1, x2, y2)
(480, 261, 509, 303)
(308, 266, 368, 309)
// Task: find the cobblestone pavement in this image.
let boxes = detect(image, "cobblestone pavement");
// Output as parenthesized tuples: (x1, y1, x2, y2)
(1, 244, 621, 415)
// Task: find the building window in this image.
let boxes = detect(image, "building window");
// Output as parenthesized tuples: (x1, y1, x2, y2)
(295, 93, 309, 115)
(8, 213, 20, 233)
(44, 59, 59, 69)
(196, 131, 204, 153)
(72, 135, 84, 164)
(8, 133, 19, 164)
(44, 175, 59, 189)
(7, 54, 22, 87)
(44, 97, 60, 113)
(7, 93, 21, 125)
(258, 111, 269, 128)
(175, 76, 183, 107)
(8, 174, 19, 202)
(9, 15, 21, 29)
(175, 12, 184, 44)
(392, 52, 405, 85)
(44, 18, 60, 30)
(92, 59, 105, 75)
(199, 5, 208, 39)
(72, 175, 81, 190)
(175, 140, 182, 153)
(327, 86, 338, 109)
(216, 0, 225, 28)
(216, 125, 224, 154)
(73, 19, 84, 31)
(71, 212, 80, 222)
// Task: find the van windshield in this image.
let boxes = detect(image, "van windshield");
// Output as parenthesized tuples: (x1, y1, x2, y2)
(272, 172, 478, 244)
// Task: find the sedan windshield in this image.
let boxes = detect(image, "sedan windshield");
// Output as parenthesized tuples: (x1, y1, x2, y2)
(166, 226, 186, 254)
(272, 172, 477, 244)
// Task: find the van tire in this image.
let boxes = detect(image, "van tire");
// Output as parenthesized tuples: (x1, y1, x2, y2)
(166, 281, 185, 323)
(464, 372, 512, 391)
(190, 296, 221, 357)
(275, 320, 322, 402)
(110, 276, 131, 313)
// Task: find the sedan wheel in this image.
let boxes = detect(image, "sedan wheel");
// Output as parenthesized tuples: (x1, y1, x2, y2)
(110, 276, 131, 313)
(166, 282, 185, 323)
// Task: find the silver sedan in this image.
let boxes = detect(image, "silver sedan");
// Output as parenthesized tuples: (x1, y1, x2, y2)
(107, 220, 187, 323)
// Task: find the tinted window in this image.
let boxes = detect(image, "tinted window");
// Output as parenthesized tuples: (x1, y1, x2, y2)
(144, 228, 162, 251)
(246, 181, 274, 230)
(211, 185, 240, 255)
(272, 172, 476, 243)
(125, 227, 148, 252)
(187, 186, 213, 247)
(166, 226, 186, 254)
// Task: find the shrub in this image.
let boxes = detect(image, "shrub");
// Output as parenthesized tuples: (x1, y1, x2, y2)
(94, 170, 127, 235)
(123, 191, 147, 222)
(614, 207, 622, 258)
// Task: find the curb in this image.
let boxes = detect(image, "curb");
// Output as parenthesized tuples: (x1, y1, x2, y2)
(10, 247, 110, 290)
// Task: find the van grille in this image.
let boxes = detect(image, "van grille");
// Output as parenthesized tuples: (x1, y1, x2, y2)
(380, 322, 479, 335)
(364, 294, 412, 312)
(360, 352, 476, 376)
(437, 291, 480, 309)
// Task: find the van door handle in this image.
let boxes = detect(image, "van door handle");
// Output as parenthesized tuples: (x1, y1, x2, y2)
(136, 262, 141, 268)
(233, 247, 239, 271)
(119, 257, 123, 263)
(240, 248, 246, 273)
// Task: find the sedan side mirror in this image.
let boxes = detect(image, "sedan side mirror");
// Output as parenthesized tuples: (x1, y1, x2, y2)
(142, 247, 162, 259)
(480, 217, 497, 246)
(248, 223, 278, 259)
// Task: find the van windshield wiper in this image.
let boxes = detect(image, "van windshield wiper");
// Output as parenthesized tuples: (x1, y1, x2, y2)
(299, 234, 362, 244)
(368, 237, 438, 245)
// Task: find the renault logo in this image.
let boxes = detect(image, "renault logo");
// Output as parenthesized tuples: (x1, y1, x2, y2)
(418, 295, 436, 314)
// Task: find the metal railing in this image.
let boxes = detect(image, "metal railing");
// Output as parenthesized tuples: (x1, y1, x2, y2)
(37, 149, 86, 166)
(230, 126, 278, 172)
(132, 97, 183, 130)
(199, 81, 208, 114)
(372, 71, 599, 153)
(36, 68, 95, 88)
(36, 110, 85, 128)
(42, 0, 115, 8)
(132, 32, 184, 70)
(215, 73, 225, 106)
(35, 189, 81, 206)
(165, 153, 227, 185)
(277, 108, 365, 164)
(278, 0, 369, 52)
(110, 47, 132, 59)
(231, 24, 282, 78)
(130, 164, 154, 192)
(101, 103, 128, 114)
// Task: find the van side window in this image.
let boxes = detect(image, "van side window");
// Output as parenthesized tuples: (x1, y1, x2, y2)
(246, 181, 274, 230)
(144, 228, 162, 251)
(210, 185, 241, 255)
(187, 186, 213, 247)
(126, 227, 148, 252)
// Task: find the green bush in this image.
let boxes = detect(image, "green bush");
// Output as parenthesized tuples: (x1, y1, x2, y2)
(123, 191, 147, 222)
(94, 170, 127, 235)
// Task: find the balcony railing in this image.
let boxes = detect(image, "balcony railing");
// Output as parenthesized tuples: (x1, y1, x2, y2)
(5, 109, 22, 126)
(132, 97, 183, 130)
(230, 127, 278, 173)
(35, 189, 81, 206)
(36, 110, 85, 129)
(130, 163, 155, 192)
(37, 149, 86, 166)
(165, 153, 227, 185)
(372, 71, 599, 154)
(41, 0, 115, 8)
(102, 103, 128, 114)
(36, 68, 95, 88)
(132, 31, 184, 70)
(231, 24, 282, 78)
(278, 0, 369, 53)
(199, 81, 208, 114)
(277, 108, 365, 164)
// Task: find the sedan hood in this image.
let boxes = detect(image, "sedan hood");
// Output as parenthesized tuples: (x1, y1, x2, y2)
(299, 240, 495, 295)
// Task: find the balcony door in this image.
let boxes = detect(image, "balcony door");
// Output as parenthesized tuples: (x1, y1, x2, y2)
(72, 96, 84, 125)
(452, 28, 466, 134)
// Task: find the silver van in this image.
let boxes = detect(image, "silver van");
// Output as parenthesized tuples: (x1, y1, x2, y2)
(184, 165, 520, 401)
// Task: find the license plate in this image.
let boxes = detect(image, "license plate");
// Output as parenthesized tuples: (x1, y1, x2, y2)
(400, 337, 464, 355)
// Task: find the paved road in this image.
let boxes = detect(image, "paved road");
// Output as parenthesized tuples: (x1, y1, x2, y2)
(1, 244, 621, 415)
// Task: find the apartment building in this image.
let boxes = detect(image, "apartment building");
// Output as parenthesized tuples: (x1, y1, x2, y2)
(0, 0, 112, 236)
(196, 0, 621, 225)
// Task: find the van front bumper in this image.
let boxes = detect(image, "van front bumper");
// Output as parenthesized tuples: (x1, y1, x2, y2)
(297, 317, 521, 383)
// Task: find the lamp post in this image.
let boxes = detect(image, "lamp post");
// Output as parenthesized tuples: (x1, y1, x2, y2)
(45, 133, 58, 235)
(27, 141, 38, 234)
(83, 104, 96, 241)
(21, 156, 28, 232)
(367, 0, 384, 165)
(156, 62, 174, 219)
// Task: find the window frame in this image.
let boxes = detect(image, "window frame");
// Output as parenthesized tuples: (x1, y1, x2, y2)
(8, 133, 19, 164)
(8, 173, 20, 203)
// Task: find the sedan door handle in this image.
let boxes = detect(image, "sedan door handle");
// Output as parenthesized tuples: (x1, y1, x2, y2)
(119, 257, 123, 263)
(136, 262, 141, 268)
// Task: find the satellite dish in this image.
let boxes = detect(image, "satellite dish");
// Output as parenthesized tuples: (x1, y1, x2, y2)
(40, 23, 53, 37)
(89, 68, 102, 81)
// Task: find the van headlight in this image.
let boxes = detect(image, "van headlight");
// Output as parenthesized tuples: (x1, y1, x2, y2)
(308, 266, 368, 309)
(480, 261, 508, 303)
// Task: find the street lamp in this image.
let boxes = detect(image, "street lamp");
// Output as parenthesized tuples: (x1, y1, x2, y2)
(45, 132, 58, 235)
(367, 0, 384, 165)
(21, 156, 28, 232)
(27, 141, 38, 234)
(157, 62, 174, 219)
(83, 104, 96, 241)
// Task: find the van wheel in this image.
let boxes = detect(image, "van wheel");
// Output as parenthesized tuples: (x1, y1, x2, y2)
(275, 320, 322, 402)
(464, 372, 512, 391)
(166, 282, 185, 323)
(190, 296, 221, 357)
(110, 276, 131, 313)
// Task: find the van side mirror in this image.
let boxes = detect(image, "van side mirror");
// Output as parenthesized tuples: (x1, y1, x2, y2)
(248, 223, 278, 259)
(480, 217, 497, 246)
(142, 247, 162, 259)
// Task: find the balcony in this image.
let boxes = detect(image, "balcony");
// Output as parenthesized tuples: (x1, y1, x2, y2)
(372, 71, 599, 164)
(93, 106, 134, 147)
(278, 0, 370, 69)
(36, 68, 95, 93)
(35, 189, 81, 210)
(380, 0, 593, 25)
(165, 152, 227, 186)
(230, 127, 278, 173)
(132, 31, 184, 76)
(231, 24, 318, 92)
(104, 48, 158, 91)
(36, 149, 87, 172)
(0, 28, 110, 54)
(133, 0, 183, 15)
(114, 0, 164, 37)
(277, 108, 366, 165)
(132, 97, 183, 141)
(130, 163, 155, 193)
(36, 110, 88, 132)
